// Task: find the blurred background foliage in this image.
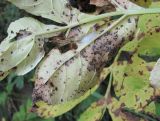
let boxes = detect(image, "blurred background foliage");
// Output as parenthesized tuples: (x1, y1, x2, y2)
(0, 1, 110, 120)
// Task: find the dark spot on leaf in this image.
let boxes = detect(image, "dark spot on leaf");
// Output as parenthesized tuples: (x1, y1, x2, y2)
(124, 73, 128, 77)
(59, 42, 78, 53)
(49, 82, 54, 87)
(138, 54, 160, 62)
(155, 27, 160, 33)
(69, 0, 96, 13)
(1, 58, 4, 62)
(146, 66, 153, 72)
(138, 70, 143, 76)
(117, 51, 134, 64)
(13, 30, 32, 41)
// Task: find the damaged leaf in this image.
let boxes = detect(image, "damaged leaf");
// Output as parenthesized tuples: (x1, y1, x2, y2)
(33, 85, 98, 118)
(108, 12, 160, 121)
(0, 17, 59, 75)
(32, 0, 139, 118)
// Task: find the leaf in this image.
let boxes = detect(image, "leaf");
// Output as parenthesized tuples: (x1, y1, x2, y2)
(15, 38, 45, 75)
(78, 98, 107, 121)
(0, 92, 7, 106)
(129, 0, 152, 7)
(7, 0, 85, 24)
(0, 17, 48, 56)
(34, 85, 98, 118)
(33, 15, 138, 104)
(1, 0, 160, 119)
(0, 17, 59, 76)
(32, 0, 140, 118)
(12, 99, 36, 121)
(0, 36, 34, 72)
(14, 76, 24, 89)
(107, 13, 160, 121)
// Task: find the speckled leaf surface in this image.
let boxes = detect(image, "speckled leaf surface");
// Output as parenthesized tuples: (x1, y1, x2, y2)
(32, 0, 140, 118)
(0, 17, 58, 75)
(15, 39, 45, 76)
(107, 13, 160, 121)
(0, 17, 44, 56)
(7, 0, 89, 24)
(33, 85, 98, 118)
(0, 36, 34, 72)
(1, 0, 160, 119)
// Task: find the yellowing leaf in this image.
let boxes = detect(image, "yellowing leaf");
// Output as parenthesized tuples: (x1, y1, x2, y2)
(0, 17, 59, 76)
(33, 85, 98, 118)
(0, 36, 34, 72)
(130, 0, 152, 7)
(32, 1, 139, 118)
(7, 0, 89, 24)
(108, 12, 160, 121)
(15, 39, 45, 75)
(78, 98, 107, 121)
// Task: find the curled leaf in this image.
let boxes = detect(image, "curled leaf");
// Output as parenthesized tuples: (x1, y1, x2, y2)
(15, 38, 45, 75)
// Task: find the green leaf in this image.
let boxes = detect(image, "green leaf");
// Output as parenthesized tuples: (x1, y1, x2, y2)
(14, 76, 24, 89)
(12, 99, 37, 121)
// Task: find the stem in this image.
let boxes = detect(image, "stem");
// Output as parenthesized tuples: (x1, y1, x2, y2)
(36, 8, 160, 38)
(123, 107, 157, 121)
(104, 73, 113, 99)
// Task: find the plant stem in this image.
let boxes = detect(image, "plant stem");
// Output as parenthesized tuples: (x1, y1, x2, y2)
(36, 8, 160, 38)
(104, 73, 113, 99)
